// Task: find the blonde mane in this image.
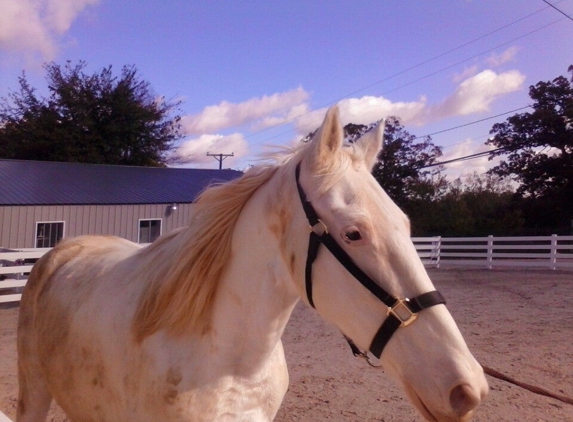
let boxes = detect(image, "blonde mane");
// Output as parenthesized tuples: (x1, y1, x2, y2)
(131, 137, 357, 341)
(133, 163, 280, 341)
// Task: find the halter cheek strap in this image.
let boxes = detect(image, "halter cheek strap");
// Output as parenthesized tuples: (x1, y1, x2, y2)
(295, 162, 446, 359)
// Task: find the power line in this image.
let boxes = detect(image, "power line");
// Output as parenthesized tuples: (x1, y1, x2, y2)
(403, 102, 545, 170)
(284, 2, 562, 130)
(418, 148, 507, 169)
(311, 4, 557, 105)
(541, 0, 573, 21)
(412, 105, 532, 140)
(218, 17, 563, 157)
(441, 133, 490, 149)
(376, 19, 562, 98)
(187, 5, 564, 168)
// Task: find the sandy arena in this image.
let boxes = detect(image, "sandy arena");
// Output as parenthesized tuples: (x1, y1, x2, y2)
(1, 268, 572, 421)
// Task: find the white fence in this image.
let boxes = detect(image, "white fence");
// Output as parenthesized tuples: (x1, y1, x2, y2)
(1, 236, 572, 304)
(0, 248, 50, 304)
(413, 235, 573, 270)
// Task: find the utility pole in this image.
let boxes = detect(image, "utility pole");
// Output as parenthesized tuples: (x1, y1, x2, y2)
(206, 152, 234, 170)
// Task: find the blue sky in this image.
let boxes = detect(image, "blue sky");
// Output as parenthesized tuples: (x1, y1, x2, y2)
(1, 0, 572, 177)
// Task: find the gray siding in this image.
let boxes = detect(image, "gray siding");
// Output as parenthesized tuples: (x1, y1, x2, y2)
(0, 204, 194, 249)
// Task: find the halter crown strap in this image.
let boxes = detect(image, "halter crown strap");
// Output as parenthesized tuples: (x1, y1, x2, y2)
(295, 162, 446, 359)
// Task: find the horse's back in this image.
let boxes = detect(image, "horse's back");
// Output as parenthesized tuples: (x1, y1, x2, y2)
(20, 235, 139, 319)
(17, 235, 141, 422)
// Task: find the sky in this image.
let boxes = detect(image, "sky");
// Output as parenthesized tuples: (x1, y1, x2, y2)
(1, 0, 572, 178)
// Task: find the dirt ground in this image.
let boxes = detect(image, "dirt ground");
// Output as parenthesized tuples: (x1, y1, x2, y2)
(1, 268, 572, 421)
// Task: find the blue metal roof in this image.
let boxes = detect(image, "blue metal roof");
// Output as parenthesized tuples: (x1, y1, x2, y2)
(0, 159, 243, 205)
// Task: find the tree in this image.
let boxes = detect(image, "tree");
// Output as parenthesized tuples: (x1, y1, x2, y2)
(486, 65, 573, 198)
(403, 173, 523, 237)
(340, 118, 445, 235)
(0, 61, 182, 166)
(345, 117, 445, 208)
(486, 65, 573, 233)
(448, 173, 522, 236)
(340, 118, 528, 236)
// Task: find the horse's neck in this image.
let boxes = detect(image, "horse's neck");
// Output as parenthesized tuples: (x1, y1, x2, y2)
(208, 168, 302, 369)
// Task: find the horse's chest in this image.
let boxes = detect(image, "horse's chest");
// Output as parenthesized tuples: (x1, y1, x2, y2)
(58, 372, 280, 422)
(173, 382, 278, 422)
(139, 339, 290, 421)
(121, 354, 287, 421)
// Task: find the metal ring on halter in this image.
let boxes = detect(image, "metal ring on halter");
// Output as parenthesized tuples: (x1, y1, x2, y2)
(344, 336, 383, 368)
(366, 351, 382, 368)
(354, 349, 382, 368)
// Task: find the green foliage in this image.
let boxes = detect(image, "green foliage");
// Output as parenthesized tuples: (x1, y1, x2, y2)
(405, 173, 523, 237)
(340, 66, 573, 236)
(335, 111, 572, 236)
(486, 65, 573, 234)
(487, 67, 573, 197)
(374, 117, 445, 207)
(344, 117, 445, 209)
(0, 61, 182, 166)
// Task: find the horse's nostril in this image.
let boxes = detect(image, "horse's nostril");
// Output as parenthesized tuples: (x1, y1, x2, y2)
(449, 384, 480, 417)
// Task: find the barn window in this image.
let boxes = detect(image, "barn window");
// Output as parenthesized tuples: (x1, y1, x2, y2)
(139, 219, 162, 243)
(35, 221, 64, 248)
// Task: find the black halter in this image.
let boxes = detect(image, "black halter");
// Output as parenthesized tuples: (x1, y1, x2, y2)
(295, 162, 446, 359)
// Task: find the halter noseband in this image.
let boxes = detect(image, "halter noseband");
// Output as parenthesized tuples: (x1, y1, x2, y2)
(295, 162, 446, 359)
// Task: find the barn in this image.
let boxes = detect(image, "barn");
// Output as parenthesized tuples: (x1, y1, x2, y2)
(0, 159, 242, 249)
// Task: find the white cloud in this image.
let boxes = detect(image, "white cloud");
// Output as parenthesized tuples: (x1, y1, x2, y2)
(293, 69, 525, 135)
(174, 133, 249, 166)
(436, 69, 525, 117)
(251, 102, 311, 131)
(174, 69, 525, 161)
(294, 96, 430, 135)
(487, 46, 519, 67)
(453, 66, 479, 83)
(440, 139, 503, 179)
(181, 87, 310, 135)
(0, 0, 99, 60)
(341, 96, 430, 126)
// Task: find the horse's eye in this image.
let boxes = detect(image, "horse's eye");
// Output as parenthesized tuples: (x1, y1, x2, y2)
(345, 230, 362, 242)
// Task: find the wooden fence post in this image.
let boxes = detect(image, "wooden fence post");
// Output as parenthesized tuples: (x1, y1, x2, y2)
(435, 236, 441, 269)
(0, 409, 14, 422)
(550, 234, 558, 270)
(487, 235, 494, 270)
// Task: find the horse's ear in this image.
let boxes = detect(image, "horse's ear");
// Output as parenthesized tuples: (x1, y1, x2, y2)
(356, 118, 385, 171)
(309, 105, 344, 171)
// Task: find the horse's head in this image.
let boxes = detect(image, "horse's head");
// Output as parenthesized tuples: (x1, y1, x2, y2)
(293, 106, 488, 422)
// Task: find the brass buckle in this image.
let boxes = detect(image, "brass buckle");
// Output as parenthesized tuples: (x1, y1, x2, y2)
(310, 219, 328, 235)
(388, 299, 418, 327)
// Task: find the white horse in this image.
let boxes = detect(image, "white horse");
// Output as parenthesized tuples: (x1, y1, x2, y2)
(17, 106, 487, 422)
